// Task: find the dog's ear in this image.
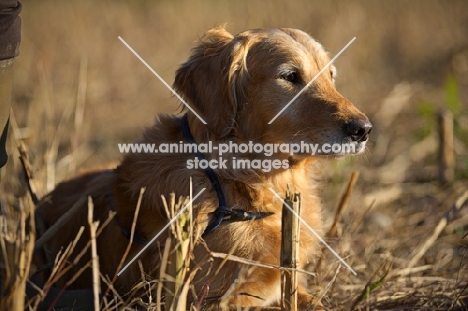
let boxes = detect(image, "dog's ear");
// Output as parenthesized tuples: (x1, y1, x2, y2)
(174, 27, 249, 138)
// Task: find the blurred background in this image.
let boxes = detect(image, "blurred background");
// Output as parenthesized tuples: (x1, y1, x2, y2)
(8, 0, 468, 182)
(2, 0, 468, 308)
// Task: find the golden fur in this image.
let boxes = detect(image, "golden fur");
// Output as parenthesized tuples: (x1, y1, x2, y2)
(34, 27, 371, 310)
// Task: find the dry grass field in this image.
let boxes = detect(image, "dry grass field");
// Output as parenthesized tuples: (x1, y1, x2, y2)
(1, 0, 468, 310)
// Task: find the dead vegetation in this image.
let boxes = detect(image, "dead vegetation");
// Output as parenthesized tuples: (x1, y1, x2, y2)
(1, 0, 468, 310)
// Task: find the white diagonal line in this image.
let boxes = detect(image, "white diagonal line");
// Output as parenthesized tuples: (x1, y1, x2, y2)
(268, 37, 356, 124)
(117, 188, 206, 276)
(118, 36, 207, 124)
(269, 188, 357, 275)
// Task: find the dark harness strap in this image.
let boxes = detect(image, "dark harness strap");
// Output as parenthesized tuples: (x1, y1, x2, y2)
(181, 114, 273, 236)
(106, 190, 147, 245)
(27, 277, 95, 311)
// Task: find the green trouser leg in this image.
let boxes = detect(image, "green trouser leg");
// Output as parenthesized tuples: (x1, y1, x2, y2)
(0, 58, 14, 169)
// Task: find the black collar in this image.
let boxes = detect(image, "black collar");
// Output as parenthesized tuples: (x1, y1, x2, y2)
(181, 114, 273, 236)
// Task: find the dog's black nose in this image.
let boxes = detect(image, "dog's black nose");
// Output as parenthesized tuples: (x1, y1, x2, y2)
(345, 117, 373, 142)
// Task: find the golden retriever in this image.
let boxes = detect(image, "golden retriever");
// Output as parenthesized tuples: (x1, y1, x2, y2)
(34, 26, 372, 310)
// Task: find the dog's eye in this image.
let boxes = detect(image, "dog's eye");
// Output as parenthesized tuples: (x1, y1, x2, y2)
(281, 72, 299, 84)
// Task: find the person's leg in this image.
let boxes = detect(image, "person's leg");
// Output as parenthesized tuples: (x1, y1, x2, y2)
(0, 1, 21, 169)
(0, 119, 9, 168)
(0, 59, 14, 168)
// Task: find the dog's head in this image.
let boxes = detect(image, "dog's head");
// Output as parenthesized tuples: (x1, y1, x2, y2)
(174, 27, 372, 156)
